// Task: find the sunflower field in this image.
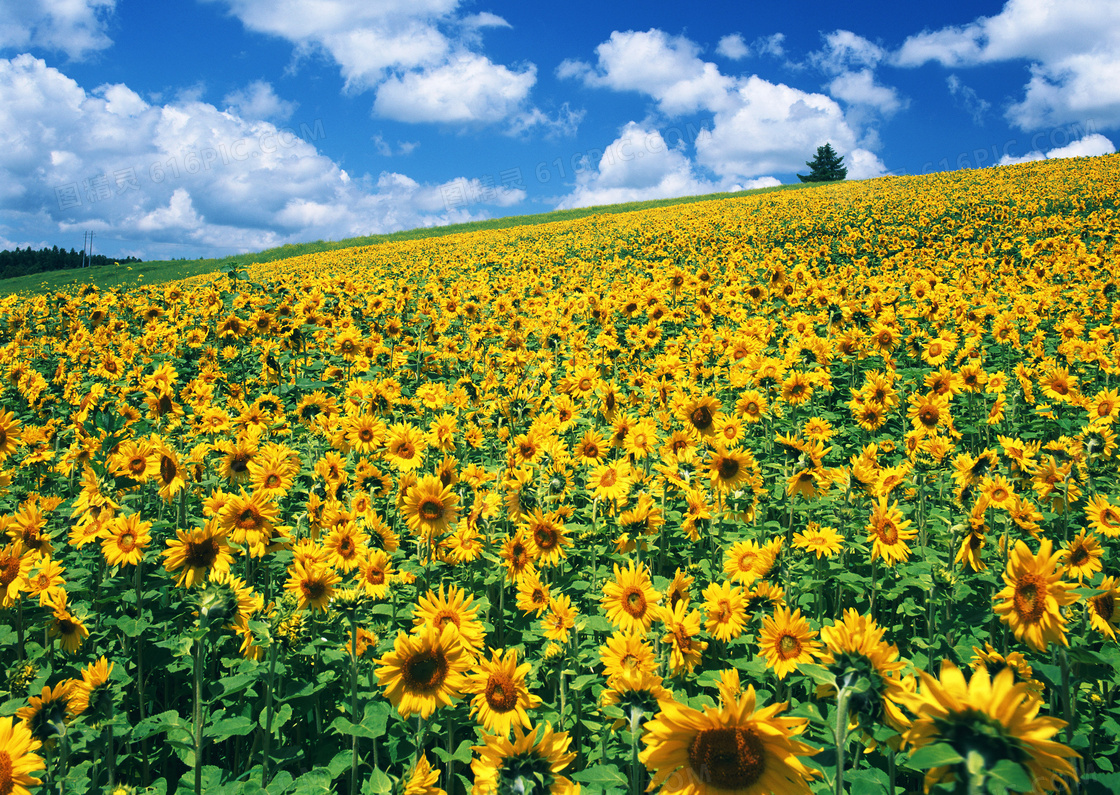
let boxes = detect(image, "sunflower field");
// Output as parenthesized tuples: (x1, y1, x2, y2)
(2, 154, 1120, 795)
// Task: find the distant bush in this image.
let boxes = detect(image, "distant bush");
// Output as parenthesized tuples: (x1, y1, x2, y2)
(0, 245, 141, 280)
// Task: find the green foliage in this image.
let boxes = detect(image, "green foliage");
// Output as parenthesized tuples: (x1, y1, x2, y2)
(797, 142, 848, 182)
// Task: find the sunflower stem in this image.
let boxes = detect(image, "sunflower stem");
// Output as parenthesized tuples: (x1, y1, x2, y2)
(193, 632, 208, 795)
(349, 615, 360, 795)
(834, 683, 852, 795)
(1060, 647, 1074, 745)
(262, 639, 277, 786)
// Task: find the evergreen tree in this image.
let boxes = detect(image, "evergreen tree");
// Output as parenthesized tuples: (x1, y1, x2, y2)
(797, 143, 847, 182)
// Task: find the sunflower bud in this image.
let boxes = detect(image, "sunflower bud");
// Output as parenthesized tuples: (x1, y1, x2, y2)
(196, 580, 237, 630)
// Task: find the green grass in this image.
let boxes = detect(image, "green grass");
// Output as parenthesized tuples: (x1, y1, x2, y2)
(0, 182, 813, 295)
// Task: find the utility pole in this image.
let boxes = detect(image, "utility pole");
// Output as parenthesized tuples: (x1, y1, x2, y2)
(82, 231, 87, 268)
(82, 231, 94, 267)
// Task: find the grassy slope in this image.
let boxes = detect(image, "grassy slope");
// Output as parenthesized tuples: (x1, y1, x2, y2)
(0, 183, 812, 295)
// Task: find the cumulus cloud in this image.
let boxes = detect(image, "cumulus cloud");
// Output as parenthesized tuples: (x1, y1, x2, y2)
(223, 80, 297, 122)
(560, 29, 889, 182)
(0, 0, 115, 60)
(555, 121, 775, 210)
(0, 55, 520, 259)
(812, 31, 905, 118)
(373, 53, 535, 124)
(998, 132, 1115, 164)
(203, 0, 563, 133)
(716, 34, 748, 60)
(895, 0, 1120, 129)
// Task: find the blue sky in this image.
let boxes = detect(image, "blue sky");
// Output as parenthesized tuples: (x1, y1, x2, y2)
(1, 0, 1116, 261)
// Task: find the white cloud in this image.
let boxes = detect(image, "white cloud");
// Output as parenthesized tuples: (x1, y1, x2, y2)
(717, 34, 748, 60)
(696, 76, 887, 178)
(373, 53, 535, 124)
(998, 132, 1115, 164)
(223, 80, 297, 122)
(812, 31, 905, 118)
(827, 69, 903, 116)
(563, 29, 890, 181)
(754, 33, 785, 58)
(0, 55, 518, 259)
(0, 0, 115, 60)
(895, 0, 1120, 129)
(556, 121, 756, 210)
(947, 74, 991, 125)
(204, 0, 561, 131)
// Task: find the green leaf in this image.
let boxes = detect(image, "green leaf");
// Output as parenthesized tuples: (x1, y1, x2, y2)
(572, 764, 628, 788)
(205, 715, 256, 742)
(290, 769, 333, 794)
(905, 743, 964, 770)
(329, 716, 382, 740)
(362, 769, 394, 795)
(987, 759, 1033, 791)
(797, 664, 836, 687)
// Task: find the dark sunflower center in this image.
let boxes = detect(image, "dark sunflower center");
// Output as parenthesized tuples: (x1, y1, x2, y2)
(1069, 546, 1089, 566)
(777, 634, 801, 657)
(1014, 575, 1046, 623)
(485, 671, 519, 712)
(919, 407, 939, 427)
(129, 457, 146, 474)
(625, 588, 646, 616)
(118, 532, 136, 551)
(877, 521, 899, 545)
(690, 406, 714, 431)
(419, 500, 444, 521)
(405, 649, 448, 691)
(0, 556, 19, 586)
(306, 581, 326, 600)
(184, 538, 219, 568)
(230, 454, 249, 473)
(718, 457, 740, 480)
(160, 455, 177, 484)
(687, 727, 766, 789)
(1092, 593, 1115, 621)
(535, 528, 557, 550)
(359, 428, 374, 442)
(265, 474, 281, 488)
(237, 509, 261, 529)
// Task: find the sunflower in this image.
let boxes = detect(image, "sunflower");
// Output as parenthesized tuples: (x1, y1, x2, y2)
(162, 521, 233, 588)
(412, 584, 487, 656)
(792, 523, 844, 558)
(903, 661, 1078, 793)
(376, 624, 470, 718)
(99, 512, 151, 567)
(542, 593, 576, 643)
(780, 371, 813, 406)
(67, 656, 114, 722)
(515, 568, 550, 616)
(155, 444, 186, 502)
(573, 429, 608, 465)
(219, 489, 280, 558)
(470, 721, 578, 795)
(402, 475, 459, 541)
(402, 754, 446, 795)
(969, 643, 1043, 698)
(523, 509, 571, 567)
(680, 395, 722, 438)
(49, 603, 89, 654)
(701, 580, 747, 642)
(24, 558, 65, 607)
(907, 392, 952, 435)
(865, 496, 917, 566)
(248, 449, 298, 498)
(723, 539, 776, 586)
(818, 609, 912, 733)
(0, 410, 23, 461)
(465, 648, 541, 737)
(16, 681, 73, 746)
(499, 530, 538, 583)
(0, 542, 32, 608)
(356, 549, 394, 599)
(665, 568, 694, 612)
(640, 684, 818, 794)
(284, 560, 340, 612)
(660, 600, 707, 676)
(758, 606, 822, 681)
(993, 539, 1077, 653)
(1059, 530, 1102, 582)
(323, 522, 369, 572)
(1085, 494, 1120, 538)
(599, 630, 657, 680)
(1088, 575, 1120, 641)
(601, 560, 661, 634)
(383, 422, 428, 471)
(0, 715, 43, 795)
(706, 446, 756, 493)
(587, 459, 633, 503)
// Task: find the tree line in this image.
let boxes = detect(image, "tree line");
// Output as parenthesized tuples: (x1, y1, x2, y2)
(0, 246, 142, 280)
